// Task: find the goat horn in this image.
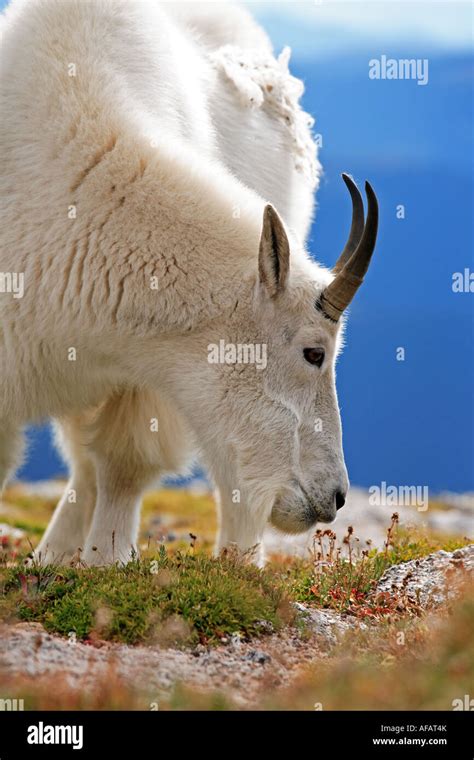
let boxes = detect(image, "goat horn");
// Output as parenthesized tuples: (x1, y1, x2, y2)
(317, 177, 379, 322)
(333, 174, 365, 273)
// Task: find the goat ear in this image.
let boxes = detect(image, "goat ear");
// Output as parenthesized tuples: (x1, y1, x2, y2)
(258, 204, 290, 297)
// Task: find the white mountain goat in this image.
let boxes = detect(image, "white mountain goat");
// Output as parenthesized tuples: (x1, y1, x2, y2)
(0, 0, 378, 566)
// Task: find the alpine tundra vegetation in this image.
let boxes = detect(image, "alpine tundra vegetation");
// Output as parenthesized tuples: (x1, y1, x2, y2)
(0, 0, 378, 566)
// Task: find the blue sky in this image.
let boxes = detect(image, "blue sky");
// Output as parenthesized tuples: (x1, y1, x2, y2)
(2, 0, 473, 50)
(249, 1, 473, 57)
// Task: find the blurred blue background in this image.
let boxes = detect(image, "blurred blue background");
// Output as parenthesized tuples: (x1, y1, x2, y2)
(2, 0, 473, 491)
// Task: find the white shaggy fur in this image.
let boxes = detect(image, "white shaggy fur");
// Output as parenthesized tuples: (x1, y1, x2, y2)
(0, 0, 348, 566)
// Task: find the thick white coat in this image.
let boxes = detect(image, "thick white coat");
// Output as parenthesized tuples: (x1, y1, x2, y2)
(0, 0, 348, 565)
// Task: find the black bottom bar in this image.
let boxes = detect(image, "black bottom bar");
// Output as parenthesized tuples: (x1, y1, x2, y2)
(0, 710, 471, 757)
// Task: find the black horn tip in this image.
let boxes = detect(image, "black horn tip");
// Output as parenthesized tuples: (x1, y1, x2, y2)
(342, 173, 363, 203)
(364, 181, 379, 222)
(365, 180, 377, 202)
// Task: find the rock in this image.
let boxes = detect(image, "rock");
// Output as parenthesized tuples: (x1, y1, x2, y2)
(294, 602, 359, 644)
(255, 620, 274, 635)
(244, 650, 271, 665)
(374, 544, 474, 607)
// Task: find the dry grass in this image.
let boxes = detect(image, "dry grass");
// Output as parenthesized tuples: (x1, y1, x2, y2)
(262, 589, 474, 711)
(0, 669, 151, 711)
(276, 515, 469, 620)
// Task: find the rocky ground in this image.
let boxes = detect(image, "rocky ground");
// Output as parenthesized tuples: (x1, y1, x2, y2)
(1, 543, 472, 709)
(0, 481, 472, 709)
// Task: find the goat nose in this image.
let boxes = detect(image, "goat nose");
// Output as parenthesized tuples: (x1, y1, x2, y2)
(335, 491, 346, 510)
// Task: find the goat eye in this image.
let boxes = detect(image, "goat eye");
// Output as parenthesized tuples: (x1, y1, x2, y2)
(303, 347, 325, 367)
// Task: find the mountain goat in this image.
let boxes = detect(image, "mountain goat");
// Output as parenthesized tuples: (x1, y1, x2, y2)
(0, 0, 378, 565)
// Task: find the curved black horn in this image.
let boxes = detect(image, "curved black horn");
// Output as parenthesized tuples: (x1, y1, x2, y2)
(318, 177, 379, 322)
(333, 173, 365, 273)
